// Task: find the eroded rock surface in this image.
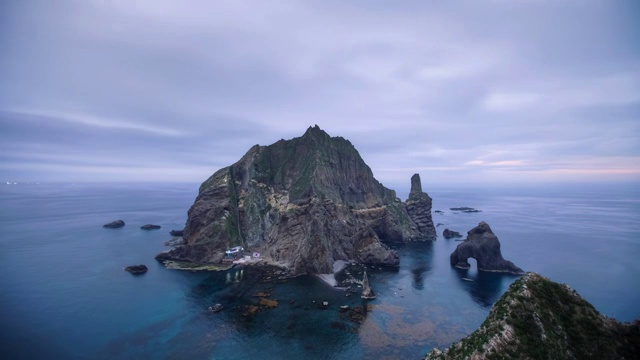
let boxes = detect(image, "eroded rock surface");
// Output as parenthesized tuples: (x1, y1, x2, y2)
(450, 222, 524, 274)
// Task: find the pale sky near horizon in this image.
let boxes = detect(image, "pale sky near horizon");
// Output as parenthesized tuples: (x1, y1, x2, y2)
(1, 0, 639, 191)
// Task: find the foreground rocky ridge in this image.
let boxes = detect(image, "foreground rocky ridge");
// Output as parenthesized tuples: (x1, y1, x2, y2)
(157, 126, 435, 275)
(426, 273, 640, 360)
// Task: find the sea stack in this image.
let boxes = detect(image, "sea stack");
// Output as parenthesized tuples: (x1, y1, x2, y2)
(450, 222, 524, 274)
(156, 126, 436, 276)
(405, 174, 437, 239)
(361, 270, 376, 299)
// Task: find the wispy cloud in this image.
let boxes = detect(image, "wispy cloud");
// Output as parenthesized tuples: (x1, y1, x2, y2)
(5, 109, 185, 136)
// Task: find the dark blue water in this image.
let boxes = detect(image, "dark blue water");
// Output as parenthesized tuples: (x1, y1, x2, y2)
(0, 182, 638, 359)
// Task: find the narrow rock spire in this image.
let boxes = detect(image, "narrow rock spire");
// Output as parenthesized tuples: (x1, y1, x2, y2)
(361, 270, 376, 299)
(410, 173, 422, 194)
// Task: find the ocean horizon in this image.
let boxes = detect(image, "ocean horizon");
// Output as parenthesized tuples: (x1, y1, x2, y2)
(1, 181, 638, 359)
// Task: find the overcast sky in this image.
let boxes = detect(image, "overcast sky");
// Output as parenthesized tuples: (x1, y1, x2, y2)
(1, 0, 639, 191)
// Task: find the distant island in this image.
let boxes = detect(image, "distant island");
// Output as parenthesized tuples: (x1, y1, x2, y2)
(157, 125, 436, 276)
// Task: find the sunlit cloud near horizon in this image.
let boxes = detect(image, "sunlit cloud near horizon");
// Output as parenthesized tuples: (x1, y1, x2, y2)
(1, 0, 639, 191)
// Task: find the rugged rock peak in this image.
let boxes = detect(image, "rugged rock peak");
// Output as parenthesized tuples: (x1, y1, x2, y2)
(302, 124, 330, 139)
(425, 273, 640, 360)
(450, 222, 524, 274)
(157, 127, 435, 276)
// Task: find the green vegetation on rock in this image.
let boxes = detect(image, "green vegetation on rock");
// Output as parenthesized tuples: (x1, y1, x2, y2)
(425, 273, 640, 360)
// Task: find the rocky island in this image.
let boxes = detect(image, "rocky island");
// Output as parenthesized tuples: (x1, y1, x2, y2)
(425, 273, 640, 359)
(156, 126, 436, 276)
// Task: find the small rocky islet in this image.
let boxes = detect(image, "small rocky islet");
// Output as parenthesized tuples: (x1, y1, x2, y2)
(124, 264, 148, 274)
(442, 228, 462, 239)
(136, 126, 635, 358)
(103, 220, 125, 228)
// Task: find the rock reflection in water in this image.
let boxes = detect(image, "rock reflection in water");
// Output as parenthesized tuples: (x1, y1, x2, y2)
(226, 269, 244, 284)
(407, 241, 434, 290)
(453, 268, 519, 308)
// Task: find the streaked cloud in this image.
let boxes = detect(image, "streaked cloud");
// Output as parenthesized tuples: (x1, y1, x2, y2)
(6, 109, 186, 136)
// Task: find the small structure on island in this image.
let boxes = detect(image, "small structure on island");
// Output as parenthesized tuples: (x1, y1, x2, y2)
(361, 270, 376, 299)
(225, 246, 244, 259)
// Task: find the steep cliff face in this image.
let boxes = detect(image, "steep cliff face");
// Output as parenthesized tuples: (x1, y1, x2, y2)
(425, 273, 640, 360)
(158, 126, 435, 275)
(450, 222, 524, 275)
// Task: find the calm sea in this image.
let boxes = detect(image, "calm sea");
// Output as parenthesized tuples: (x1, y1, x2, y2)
(1, 182, 638, 359)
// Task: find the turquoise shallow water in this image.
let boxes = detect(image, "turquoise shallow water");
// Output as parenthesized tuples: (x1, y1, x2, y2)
(0, 182, 638, 359)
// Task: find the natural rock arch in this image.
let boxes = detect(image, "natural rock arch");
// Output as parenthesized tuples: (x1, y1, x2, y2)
(450, 222, 524, 275)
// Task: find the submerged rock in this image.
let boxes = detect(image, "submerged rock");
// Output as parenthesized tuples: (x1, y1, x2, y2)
(158, 126, 435, 276)
(361, 271, 376, 299)
(103, 220, 125, 228)
(449, 207, 481, 213)
(442, 228, 462, 239)
(124, 264, 148, 274)
(449, 222, 523, 274)
(141, 224, 161, 230)
(425, 273, 640, 359)
(208, 303, 223, 313)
